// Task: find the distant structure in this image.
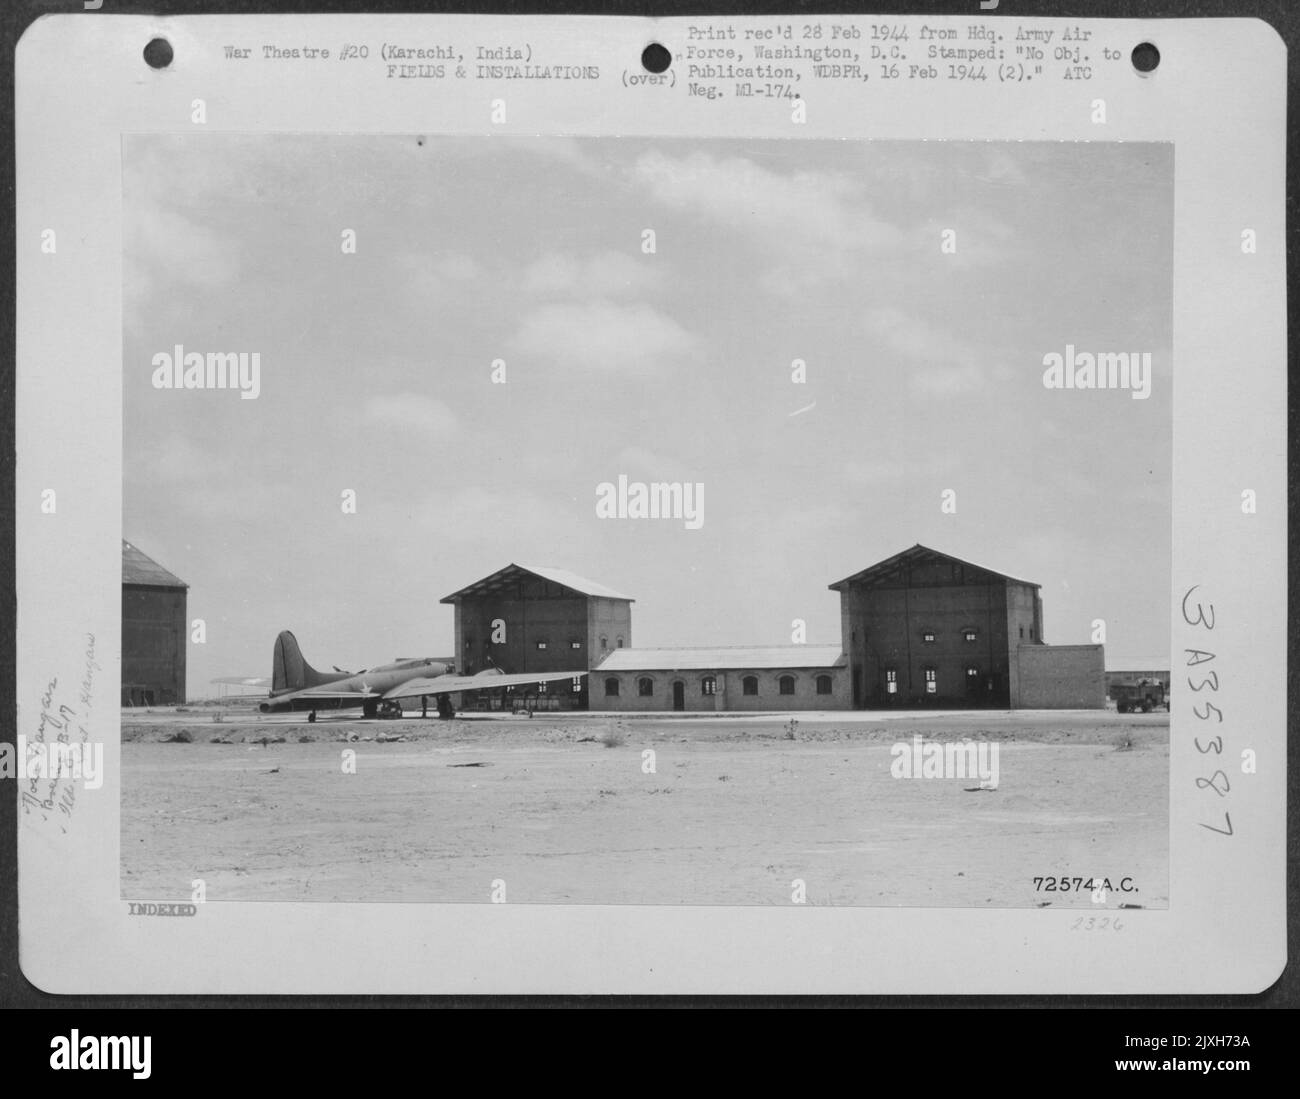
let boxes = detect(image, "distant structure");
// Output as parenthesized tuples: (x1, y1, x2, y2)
(441, 546, 1106, 713)
(830, 544, 1105, 709)
(122, 540, 188, 706)
(440, 564, 634, 711)
(595, 645, 848, 712)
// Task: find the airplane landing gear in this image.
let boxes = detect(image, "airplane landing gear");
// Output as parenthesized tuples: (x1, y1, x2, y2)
(308, 711, 316, 724)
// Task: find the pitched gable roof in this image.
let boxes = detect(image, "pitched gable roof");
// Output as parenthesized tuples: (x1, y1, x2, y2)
(828, 543, 1038, 591)
(122, 540, 188, 588)
(440, 563, 633, 603)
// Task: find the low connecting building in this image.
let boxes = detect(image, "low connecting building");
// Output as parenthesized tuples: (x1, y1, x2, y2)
(445, 544, 1105, 713)
(121, 540, 188, 706)
(594, 645, 849, 712)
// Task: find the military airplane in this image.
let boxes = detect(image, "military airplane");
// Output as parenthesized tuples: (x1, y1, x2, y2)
(258, 630, 586, 722)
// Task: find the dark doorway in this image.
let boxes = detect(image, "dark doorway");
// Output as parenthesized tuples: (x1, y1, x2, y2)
(672, 681, 685, 711)
(852, 668, 862, 708)
(989, 672, 1009, 708)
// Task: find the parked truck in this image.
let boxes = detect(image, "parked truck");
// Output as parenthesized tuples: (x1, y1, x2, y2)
(1111, 678, 1168, 713)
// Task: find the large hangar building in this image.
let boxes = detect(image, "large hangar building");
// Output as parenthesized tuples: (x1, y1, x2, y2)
(121, 540, 188, 706)
(440, 563, 634, 711)
(830, 544, 1104, 710)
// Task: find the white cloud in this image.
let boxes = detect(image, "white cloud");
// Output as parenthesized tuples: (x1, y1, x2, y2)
(509, 301, 698, 375)
(909, 363, 986, 398)
(613, 445, 692, 483)
(843, 459, 906, 485)
(124, 432, 214, 486)
(124, 206, 242, 322)
(918, 212, 1017, 269)
(397, 250, 484, 311)
(629, 149, 913, 299)
(975, 148, 1031, 188)
(633, 150, 895, 250)
(521, 250, 660, 299)
(433, 252, 483, 282)
(843, 453, 960, 486)
(494, 136, 605, 177)
(863, 306, 987, 397)
(363, 393, 459, 434)
(404, 484, 576, 548)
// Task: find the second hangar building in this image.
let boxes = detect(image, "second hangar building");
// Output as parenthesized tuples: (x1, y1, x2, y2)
(442, 544, 1104, 712)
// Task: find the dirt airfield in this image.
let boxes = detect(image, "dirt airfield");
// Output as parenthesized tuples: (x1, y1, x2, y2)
(122, 707, 1168, 908)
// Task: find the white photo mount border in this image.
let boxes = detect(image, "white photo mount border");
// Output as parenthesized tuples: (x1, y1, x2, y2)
(13, 13, 1286, 993)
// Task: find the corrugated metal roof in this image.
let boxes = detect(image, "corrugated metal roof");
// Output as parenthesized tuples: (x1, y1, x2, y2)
(440, 563, 633, 603)
(122, 540, 187, 588)
(596, 645, 845, 672)
(519, 565, 634, 601)
(829, 543, 1038, 591)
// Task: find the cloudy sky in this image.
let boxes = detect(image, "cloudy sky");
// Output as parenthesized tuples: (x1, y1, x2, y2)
(123, 136, 1173, 694)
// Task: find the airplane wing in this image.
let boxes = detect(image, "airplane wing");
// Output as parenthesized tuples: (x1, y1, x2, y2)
(383, 670, 588, 701)
(269, 685, 383, 704)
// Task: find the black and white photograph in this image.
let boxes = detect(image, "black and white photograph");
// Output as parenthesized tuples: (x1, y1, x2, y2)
(9, 8, 1287, 1005)
(120, 134, 1173, 908)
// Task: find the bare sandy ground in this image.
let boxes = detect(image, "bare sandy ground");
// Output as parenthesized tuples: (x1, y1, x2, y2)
(121, 709, 1168, 908)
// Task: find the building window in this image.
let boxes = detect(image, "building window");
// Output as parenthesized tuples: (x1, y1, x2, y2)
(1019, 626, 1024, 639)
(538, 682, 547, 694)
(815, 675, 833, 695)
(638, 677, 653, 697)
(1029, 627, 1035, 640)
(702, 676, 717, 695)
(963, 629, 977, 643)
(922, 631, 936, 643)
(571, 677, 582, 693)
(779, 675, 795, 695)
(885, 668, 898, 695)
(966, 666, 980, 680)
(616, 637, 624, 648)
(604, 677, 620, 697)
(601, 636, 608, 650)
(570, 640, 581, 650)
(536, 640, 547, 650)
(464, 638, 473, 651)
(742, 675, 758, 696)
(924, 668, 937, 694)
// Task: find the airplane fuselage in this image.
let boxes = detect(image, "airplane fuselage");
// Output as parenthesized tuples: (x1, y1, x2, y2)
(260, 658, 452, 714)
(259, 629, 585, 719)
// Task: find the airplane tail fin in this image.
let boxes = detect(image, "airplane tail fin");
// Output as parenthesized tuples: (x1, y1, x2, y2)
(272, 630, 329, 693)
